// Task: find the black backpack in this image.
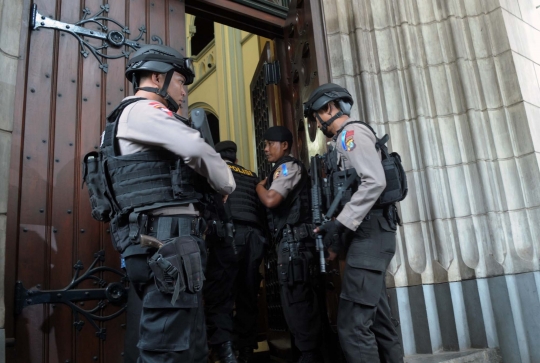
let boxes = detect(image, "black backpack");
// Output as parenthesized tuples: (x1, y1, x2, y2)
(349, 121, 408, 206)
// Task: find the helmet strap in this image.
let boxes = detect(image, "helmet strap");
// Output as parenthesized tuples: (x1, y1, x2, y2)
(135, 70, 179, 113)
(316, 110, 343, 137)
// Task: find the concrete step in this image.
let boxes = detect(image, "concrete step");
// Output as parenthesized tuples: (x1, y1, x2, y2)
(405, 349, 502, 363)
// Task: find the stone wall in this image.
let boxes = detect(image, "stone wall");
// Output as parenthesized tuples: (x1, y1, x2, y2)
(321, 0, 540, 361)
(0, 0, 24, 361)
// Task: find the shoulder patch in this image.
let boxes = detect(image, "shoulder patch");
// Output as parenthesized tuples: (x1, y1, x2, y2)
(273, 164, 289, 180)
(148, 101, 173, 117)
(341, 129, 356, 151)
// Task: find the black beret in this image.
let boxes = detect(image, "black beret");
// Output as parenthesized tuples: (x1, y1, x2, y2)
(215, 140, 237, 162)
(215, 140, 237, 153)
(263, 126, 293, 146)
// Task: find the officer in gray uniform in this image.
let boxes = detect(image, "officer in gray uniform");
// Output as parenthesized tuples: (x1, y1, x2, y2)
(96, 45, 235, 363)
(203, 141, 267, 363)
(256, 126, 322, 363)
(305, 83, 403, 363)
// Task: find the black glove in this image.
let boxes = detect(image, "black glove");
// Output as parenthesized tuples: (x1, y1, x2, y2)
(318, 220, 348, 254)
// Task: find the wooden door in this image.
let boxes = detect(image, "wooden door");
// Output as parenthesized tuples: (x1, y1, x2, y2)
(5, 1, 186, 362)
(276, 0, 330, 164)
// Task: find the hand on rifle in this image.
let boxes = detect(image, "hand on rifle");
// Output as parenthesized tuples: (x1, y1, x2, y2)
(222, 194, 229, 203)
(314, 220, 349, 261)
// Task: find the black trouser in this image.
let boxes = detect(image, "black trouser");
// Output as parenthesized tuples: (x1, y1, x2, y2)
(204, 223, 266, 349)
(122, 215, 208, 363)
(276, 235, 321, 352)
(337, 209, 403, 363)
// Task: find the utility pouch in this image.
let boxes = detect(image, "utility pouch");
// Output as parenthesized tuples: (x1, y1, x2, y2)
(148, 236, 204, 305)
(170, 159, 196, 198)
(82, 151, 113, 222)
(292, 255, 305, 283)
(148, 251, 186, 305)
(277, 241, 291, 286)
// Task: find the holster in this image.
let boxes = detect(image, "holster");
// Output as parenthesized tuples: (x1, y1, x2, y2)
(148, 236, 205, 305)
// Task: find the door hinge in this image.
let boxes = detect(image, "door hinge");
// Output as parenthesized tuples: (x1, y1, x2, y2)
(264, 61, 281, 85)
(29, 3, 163, 73)
(15, 250, 128, 341)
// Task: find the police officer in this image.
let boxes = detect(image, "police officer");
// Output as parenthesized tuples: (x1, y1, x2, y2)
(203, 141, 267, 363)
(255, 126, 322, 363)
(101, 45, 235, 363)
(305, 83, 403, 363)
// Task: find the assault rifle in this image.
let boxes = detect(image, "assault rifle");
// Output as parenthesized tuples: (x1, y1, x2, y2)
(187, 109, 237, 254)
(311, 155, 327, 273)
(311, 151, 359, 273)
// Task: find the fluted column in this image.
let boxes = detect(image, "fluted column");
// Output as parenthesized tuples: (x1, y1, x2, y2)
(320, 0, 540, 360)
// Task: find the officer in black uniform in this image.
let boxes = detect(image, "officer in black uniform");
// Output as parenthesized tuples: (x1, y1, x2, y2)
(306, 83, 404, 363)
(203, 141, 267, 363)
(91, 44, 235, 363)
(256, 127, 322, 363)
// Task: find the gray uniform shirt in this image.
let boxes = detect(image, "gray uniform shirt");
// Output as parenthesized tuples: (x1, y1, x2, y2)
(269, 155, 302, 199)
(334, 121, 386, 231)
(114, 97, 236, 214)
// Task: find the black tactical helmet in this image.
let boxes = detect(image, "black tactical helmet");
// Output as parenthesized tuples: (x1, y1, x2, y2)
(125, 45, 195, 112)
(303, 83, 354, 136)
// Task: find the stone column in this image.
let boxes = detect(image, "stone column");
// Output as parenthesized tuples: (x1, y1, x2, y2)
(321, 0, 540, 361)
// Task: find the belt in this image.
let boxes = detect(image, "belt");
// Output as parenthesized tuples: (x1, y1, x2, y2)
(141, 214, 202, 241)
(364, 208, 384, 221)
(288, 223, 316, 241)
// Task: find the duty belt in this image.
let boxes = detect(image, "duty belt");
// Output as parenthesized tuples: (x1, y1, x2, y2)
(129, 213, 203, 242)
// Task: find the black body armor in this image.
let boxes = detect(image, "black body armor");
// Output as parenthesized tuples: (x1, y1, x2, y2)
(265, 156, 311, 237)
(226, 162, 261, 226)
(83, 98, 203, 253)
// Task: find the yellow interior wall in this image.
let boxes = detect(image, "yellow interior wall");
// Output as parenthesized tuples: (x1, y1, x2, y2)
(185, 15, 269, 172)
(187, 70, 219, 116)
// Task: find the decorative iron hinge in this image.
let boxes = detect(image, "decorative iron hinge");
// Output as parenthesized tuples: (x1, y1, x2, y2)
(30, 3, 163, 73)
(264, 61, 281, 85)
(15, 250, 128, 341)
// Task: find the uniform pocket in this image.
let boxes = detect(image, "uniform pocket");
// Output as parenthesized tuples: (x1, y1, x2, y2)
(340, 253, 386, 306)
(377, 216, 397, 255)
(139, 286, 199, 352)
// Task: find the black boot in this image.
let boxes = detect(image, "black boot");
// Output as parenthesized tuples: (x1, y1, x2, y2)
(214, 341, 238, 363)
(237, 346, 253, 363)
(298, 350, 322, 363)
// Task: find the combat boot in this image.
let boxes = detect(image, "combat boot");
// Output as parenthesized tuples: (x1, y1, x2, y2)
(298, 350, 322, 363)
(237, 346, 253, 363)
(214, 341, 238, 363)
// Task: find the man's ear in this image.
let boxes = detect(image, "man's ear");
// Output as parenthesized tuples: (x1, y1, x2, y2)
(151, 72, 162, 86)
(282, 141, 289, 153)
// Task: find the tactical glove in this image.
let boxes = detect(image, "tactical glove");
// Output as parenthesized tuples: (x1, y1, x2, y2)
(318, 220, 351, 255)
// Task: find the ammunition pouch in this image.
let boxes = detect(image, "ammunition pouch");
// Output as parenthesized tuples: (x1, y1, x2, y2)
(277, 229, 312, 287)
(82, 151, 114, 222)
(148, 236, 205, 305)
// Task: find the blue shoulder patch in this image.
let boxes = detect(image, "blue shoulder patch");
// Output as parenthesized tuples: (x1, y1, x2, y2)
(341, 129, 347, 150)
(281, 164, 289, 176)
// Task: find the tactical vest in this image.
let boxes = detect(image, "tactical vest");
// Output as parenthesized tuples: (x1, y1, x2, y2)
(326, 121, 407, 215)
(85, 98, 202, 252)
(265, 156, 311, 238)
(226, 162, 261, 226)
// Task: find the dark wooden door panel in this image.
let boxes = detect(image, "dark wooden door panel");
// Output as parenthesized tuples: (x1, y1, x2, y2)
(277, 0, 330, 163)
(7, 1, 187, 362)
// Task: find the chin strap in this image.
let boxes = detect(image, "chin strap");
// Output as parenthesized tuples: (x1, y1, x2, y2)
(134, 70, 180, 113)
(316, 110, 343, 137)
